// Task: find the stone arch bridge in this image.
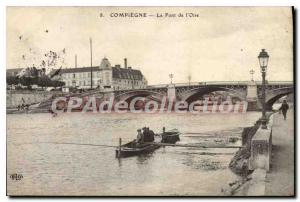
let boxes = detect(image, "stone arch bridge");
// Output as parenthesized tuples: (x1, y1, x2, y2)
(94, 81, 293, 111)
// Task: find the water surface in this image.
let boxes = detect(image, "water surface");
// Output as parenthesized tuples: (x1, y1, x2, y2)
(7, 112, 261, 196)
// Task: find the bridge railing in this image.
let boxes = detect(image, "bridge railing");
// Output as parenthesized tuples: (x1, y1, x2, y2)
(147, 81, 293, 88)
(77, 81, 294, 93)
(262, 81, 293, 85)
(147, 81, 247, 88)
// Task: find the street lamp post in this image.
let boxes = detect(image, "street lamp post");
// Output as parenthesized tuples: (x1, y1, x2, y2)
(188, 75, 191, 86)
(258, 49, 269, 129)
(249, 69, 255, 81)
(169, 73, 174, 84)
(90, 37, 93, 89)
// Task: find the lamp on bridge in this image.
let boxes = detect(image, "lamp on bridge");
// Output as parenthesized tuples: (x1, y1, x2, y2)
(258, 49, 269, 129)
(188, 75, 192, 86)
(249, 69, 255, 82)
(169, 73, 174, 84)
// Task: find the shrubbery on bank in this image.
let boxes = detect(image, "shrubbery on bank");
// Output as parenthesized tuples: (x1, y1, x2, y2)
(6, 76, 65, 89)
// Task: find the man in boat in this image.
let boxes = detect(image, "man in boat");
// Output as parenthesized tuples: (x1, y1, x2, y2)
(136, 129, 144, 144)
(143, 127, 154, 143)
(142, 127, 149, 142)
(148, 127, 155, 142)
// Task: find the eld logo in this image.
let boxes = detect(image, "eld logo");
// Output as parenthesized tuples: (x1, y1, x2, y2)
(9, 173, 23, 181)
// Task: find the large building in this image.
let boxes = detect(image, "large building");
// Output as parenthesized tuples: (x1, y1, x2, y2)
(6, 68, 23, 77)
(57, 57, 148, 90)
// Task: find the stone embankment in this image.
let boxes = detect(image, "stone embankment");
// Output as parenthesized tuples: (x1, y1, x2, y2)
(7, 90, 54, 109)
(222, 113, 275, 196)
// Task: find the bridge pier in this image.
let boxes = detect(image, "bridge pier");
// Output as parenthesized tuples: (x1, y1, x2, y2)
(246, 81, 260, 111)
(102, 90, 115, 101)
(167, 84, 176, 102)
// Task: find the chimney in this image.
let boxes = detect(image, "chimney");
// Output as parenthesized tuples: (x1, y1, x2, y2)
(124, 58, 127, 69)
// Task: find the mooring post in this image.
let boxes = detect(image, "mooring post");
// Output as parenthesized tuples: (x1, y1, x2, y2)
(118, 138, 122, 158)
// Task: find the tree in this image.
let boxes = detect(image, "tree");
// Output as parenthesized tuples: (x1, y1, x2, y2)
(6, 76, 19, 85)
(19, 77, 35, 89)
(37, 76, 52, 88)
(7, 73, 65, 90)
(51, 80, 65, 88)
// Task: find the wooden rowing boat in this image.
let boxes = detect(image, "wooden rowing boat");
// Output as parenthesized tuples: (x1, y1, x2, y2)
(116, 129, 181, 158)
(115, 140, 161, 158)
(161, 129, 181, 144)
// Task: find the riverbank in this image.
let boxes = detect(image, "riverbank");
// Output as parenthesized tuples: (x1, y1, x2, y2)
(223, 108, 294, 196)
(6, 90, 56, 109)
(221, 121, 260, 195)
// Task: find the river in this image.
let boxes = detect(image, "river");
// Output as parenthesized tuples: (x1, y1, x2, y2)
(7, 112, 261, 196)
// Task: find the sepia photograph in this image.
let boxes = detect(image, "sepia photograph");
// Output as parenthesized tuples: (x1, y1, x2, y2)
(6, 6, 294, 196)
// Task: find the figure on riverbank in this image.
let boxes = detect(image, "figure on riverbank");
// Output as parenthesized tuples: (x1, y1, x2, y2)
(279, 100, 289, 120)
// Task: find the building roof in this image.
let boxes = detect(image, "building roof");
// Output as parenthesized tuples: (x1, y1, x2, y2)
(112, 66, 143, 80)
(6, 68, 23, 76)
(57, 66, 144, 80)
(59, 66, 100, 74)
(6, 68, 23, 73)
(100, 57, 111, 69)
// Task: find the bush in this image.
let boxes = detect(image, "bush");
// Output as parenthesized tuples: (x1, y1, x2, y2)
(37, 76, 52, 88)
(6, 76, 19, 85)
(7, 75, 65, 89)
(19, 77, 37, 88)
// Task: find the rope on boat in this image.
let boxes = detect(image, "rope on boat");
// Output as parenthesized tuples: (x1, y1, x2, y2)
(15, 141, 243, 149)
(15, 141, 117, 148)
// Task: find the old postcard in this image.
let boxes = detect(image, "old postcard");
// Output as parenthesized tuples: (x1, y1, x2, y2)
(6, 7, 294, 196)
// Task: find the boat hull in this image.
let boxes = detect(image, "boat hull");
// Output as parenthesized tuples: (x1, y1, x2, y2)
(116, 142, 161, 158)
(161, 134, 180, 144)
(161, 129, 181, 144)
(116, 129, 181, 158)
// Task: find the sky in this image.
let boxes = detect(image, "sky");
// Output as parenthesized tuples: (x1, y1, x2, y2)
(7, 7, 293, 84)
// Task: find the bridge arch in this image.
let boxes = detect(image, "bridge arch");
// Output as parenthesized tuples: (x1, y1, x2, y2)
(114, 89, 166, 103)
(179, 86, 246, 104)
(265, 87, 293, 110)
